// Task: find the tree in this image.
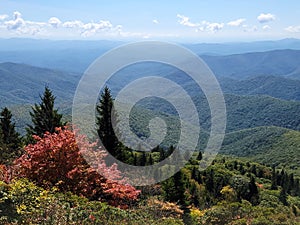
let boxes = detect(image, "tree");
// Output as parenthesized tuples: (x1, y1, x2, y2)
(96, 87, 121, 159)
(0, 107, 22, 164)
(196, 151, 202, 161)
(26, 87, 65, 140)
(279, 188, 288, 206)
(14, 127, 140, 207)
(139, 152, 147, 166)
(159, 147, 166, 162)
(162, 169, 187, 207)
(271, 165, 278, 190)
(247, 176, 259, 205)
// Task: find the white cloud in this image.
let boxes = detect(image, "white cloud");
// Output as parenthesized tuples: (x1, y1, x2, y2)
(81, 20, 113, 37)
(152, 19, 159, 24)
(48, 17, 61, 28)
(2, 11, 46, 35)
(257, 13, 275, 23)
(0, 11, 122, 37)
(177, 14, 200, 27)
(177, 14, 223, 33)
(202, 21, 224, 32)
(227, 18, 246, 27)
(62, 20, 83, 28)
(262, 25, 271, 31)
(4, 11, 25, 30)
(285, 25, 300, 33)
(0, 14, 8, 20)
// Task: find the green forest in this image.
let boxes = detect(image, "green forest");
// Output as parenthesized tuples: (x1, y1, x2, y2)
(1, 86, 300, 225)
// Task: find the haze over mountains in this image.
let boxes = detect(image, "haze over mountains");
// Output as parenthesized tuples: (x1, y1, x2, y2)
(1, 38, 300, 76)
(1, 38, 300, 169)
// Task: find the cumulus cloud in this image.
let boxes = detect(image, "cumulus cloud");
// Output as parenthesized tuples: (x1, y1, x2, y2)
(203, 21, 224, 32)
(4, 11, 25, 30)
(177, 14, 223, 33)
(2, 11, 46, 35)
(177, 14, 200, 27)
(257, 13, 275, 23)
(285, 25, 300, 33)
(62, 20, 83, 28)
(227, 18, 246, 27)
(48, 17, 61, 28)
(80, 20, 113, 37)
(0, 11, 123, 37)
(152, 19, 159, 24)
(0, 14, 8, 20)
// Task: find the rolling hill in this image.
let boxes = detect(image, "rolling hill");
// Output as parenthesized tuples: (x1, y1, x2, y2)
(1, 38, 300, 79)
(1, 62, 300, 136)
(202, 49, 300, 79)
(219, 75, 300, 101)
(0, 62, 79, 107)
(220, 126, 300, 176)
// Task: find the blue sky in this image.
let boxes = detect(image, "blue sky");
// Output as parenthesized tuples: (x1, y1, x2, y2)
(0, 0, 300, 42)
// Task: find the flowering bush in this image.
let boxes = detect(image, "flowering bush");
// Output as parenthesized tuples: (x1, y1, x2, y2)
(13, 127, 140, 207)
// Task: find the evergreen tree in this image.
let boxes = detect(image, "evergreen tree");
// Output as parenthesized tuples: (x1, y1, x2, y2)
(196, 151, 202, 161)
(148, 153, 154, 165)
(247, 176, 259, 205)
(0, 107, 22, 150)
(26, 87, 65, 140)
(159, 147, 166, 161)
(162, 169, 188, 208)
(96, 87, 121, 159)
(205, 168, 215, 193)
(139, 152, 147, 166)
(271, 165, 278, 190)
(279, 188, 288, 206)
(133, 153, 138, 166)
(0, 107, 22, 164)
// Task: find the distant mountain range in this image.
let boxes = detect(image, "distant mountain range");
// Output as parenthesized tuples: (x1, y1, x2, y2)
(1, 38, 300, 77)
(0, 62, 78, 107)
(202, 49, 300, 79)
(0, 38, 299, 181)
(1, 62, 300, 135)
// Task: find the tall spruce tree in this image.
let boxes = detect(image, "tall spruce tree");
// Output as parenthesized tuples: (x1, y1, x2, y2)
(26, 87, 65, 140)
(0, 107, 22, 164)
(96, 87, 121, 158)
(271, 165, 278, 190)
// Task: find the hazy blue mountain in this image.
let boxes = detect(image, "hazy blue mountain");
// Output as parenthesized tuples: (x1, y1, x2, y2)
(185, 38, 300, 55)
(0, 62, 79, 107)
(202, 49, 300, 79)
(1, 62, 300, 136)
(1, 38, 300, 76)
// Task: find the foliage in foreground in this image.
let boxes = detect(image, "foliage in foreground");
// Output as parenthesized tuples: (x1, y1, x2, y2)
(0, 179, 183, 225)
(13, 127, 140, 208)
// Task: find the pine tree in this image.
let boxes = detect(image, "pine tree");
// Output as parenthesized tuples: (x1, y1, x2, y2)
(0, 107, 22, 164)
(271, 165, 278, 190)
(0, 107, 22, 149)
(139, 152, 147, 166)
(148, 153, 154, 165)
(163, 169, 187, 206)
(26, 87, 65, 140)
(159, 147, 166, 161)
(96, 87, 121, 159)
(247, 176, 259, 205)
(279, 188, 288, 206)
(196, 151, 202, 161)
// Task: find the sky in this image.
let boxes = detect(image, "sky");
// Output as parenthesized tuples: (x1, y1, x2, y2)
(0, 0, 300, 42)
